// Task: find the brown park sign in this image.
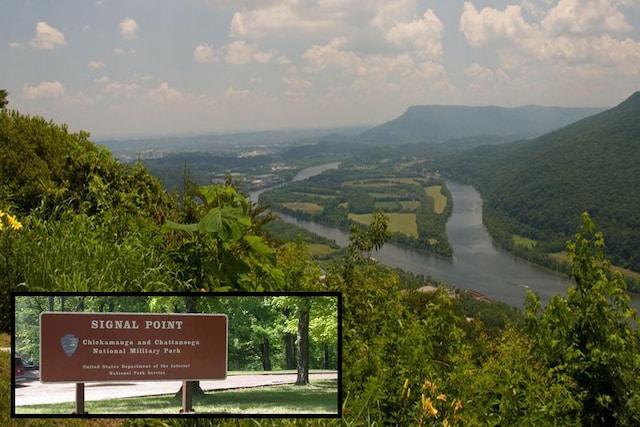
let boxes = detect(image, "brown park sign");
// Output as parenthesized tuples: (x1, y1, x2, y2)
(40, 312, 227, 383)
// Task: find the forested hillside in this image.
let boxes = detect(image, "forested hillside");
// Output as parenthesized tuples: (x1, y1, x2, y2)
(439, 92, 640, 273)
(2, 102, 640, 425)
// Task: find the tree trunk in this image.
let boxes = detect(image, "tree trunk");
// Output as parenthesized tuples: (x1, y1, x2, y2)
(284, 333, 296, 370)
(48, 296, 54, 311)
(183, 295, 204, 395)
(295, 299, 311, 385)
(261, 338, 272, 371)
(323, 344, 330, 369)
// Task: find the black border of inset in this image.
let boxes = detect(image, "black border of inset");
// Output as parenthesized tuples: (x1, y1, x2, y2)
(11, 291, 342, 420)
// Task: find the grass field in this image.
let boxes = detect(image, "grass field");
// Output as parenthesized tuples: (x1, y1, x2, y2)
(425, 186, 447, 214)
(375, 201, 400, 210)
(307, 243, 338, 256)
(399, 201, 421, 211)
(15, 379, 339, 416)
(513, 234, 537, 249)
(349, 213, 418, 237)
(283, 202, 323, 214)
(549, 252, 640, 279)
(344, 178, 422, 187)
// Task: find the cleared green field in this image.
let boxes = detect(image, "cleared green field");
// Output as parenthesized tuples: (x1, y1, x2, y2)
(549, 252, 568, 263)
(283, 202, 324, 214)
(349, 213, 418, 238)
(513, 234, 537, 248)
(375, 201, 399, 210)
(425, 186, 447, 214)
(369, 192, 401, 199)
(308, 243, 338, 256)
(344, 178, 423, 187)
(399, 201, 420, 211)
(551, 251, 640, 279)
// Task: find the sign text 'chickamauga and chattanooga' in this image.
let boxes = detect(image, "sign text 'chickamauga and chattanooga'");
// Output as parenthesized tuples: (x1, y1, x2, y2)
(40, 312, 227, 382)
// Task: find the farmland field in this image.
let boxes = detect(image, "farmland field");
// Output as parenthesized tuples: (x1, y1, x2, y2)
(513, 234, 537, 248)
(375, 201, 400, 210)
(349, 213, 418, 238)
(425, 185, 447, 214)
(283, 202, 324, 214)
(399, 201, 421, 211)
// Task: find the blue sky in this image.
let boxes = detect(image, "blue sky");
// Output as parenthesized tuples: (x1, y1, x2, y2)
(2, 0, 639, 138)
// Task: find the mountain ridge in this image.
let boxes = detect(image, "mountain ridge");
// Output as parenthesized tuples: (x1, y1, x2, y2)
(360, 104, 605, 147)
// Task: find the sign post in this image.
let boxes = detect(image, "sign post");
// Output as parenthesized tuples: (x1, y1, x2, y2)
(74, 383, 86, 414)
(181, 381, 193, 413)
(40, 312, 227, 412)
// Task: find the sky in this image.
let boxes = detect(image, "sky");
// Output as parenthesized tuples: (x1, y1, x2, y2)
(2, 0, 639, 139)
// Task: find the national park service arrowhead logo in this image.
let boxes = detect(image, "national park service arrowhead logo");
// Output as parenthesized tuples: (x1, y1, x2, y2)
(60, 333, 79, 357)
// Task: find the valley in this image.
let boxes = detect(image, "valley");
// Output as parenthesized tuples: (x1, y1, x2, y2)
(127, 94, 640, 295)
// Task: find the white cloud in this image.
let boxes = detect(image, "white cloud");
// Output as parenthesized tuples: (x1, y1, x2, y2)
(225, 40, 274, 64)
(69, 91, 94, 105)
(193, 43, 215, 63)
(23, 81, 65, 99)
(8, 42, 23, 49)
(102, 81, 140, 98)
(229, 3, 338, 39)
(283, 76, 312, 89)
(460, 2, 536, 48)
(460, 1, 640, 68)
(88, 60, 105, 69)
(465, 63, 500, 94)
(113, 47, 135, 55)
(541, 0, 632, 36)
(223, 87, 251, 99)
(94, 76, 110, 83)
(457, 1, 640, 106)
(385, 9, 443, 59)
(148, 82, 183, 102)
(29, 22, 66, 50)
(302, 38, 451, 96)
(196, 40, 282, 65)
(119, 17, 138, 38)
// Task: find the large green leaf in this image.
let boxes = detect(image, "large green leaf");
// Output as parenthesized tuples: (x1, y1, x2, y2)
(198, 206, 250, 240)
(244, 235, 276, 260)
(161, 220, 198, 234)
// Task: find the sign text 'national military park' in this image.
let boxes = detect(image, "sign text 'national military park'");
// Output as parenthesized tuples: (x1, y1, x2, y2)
(40, 312, 227, 382)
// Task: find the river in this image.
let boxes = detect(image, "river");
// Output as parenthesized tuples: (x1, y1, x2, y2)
(253, 163, 640, 310)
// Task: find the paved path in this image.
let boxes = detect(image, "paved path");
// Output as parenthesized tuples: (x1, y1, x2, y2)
(14, 371, 338, 406)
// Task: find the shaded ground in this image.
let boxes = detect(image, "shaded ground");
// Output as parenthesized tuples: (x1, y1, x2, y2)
(14, 371, 338, 406)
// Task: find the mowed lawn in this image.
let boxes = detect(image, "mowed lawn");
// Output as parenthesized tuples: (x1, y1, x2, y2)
(425, 186, 447, 214)
(283, 202, 324, 214)
(349, 213, 418, 238)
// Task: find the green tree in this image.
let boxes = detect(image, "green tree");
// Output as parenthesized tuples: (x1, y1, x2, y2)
(0, 89, 8, 109)
(525, 212, 640, 426)
(276, 242, 324, 385)
(449, 327, 580, 426)
(343, 210, 390, 282)
(0, 109, 171, 223)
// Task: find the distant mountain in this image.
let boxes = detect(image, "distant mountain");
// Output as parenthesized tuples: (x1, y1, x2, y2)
(440, 92, 640, 271)
(361, 104, 604, 146)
